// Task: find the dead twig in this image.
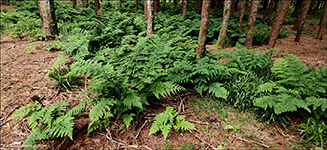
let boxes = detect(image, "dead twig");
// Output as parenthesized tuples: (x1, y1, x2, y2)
(236, 137, 270, 149)
(135, 120, 148, 139)
(101, 133, 152, 150)
(189, 130, 217, 149)
(178, 97, 185, 114)
(55, 136, 67, 150)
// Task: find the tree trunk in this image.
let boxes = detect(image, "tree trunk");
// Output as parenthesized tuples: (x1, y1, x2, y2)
(264, 0, 275, 18)
(234, 0, 239, 11)
(38, 0, 58, 40)
(119, 0, 122, 9)
(173, 0, 177, 6)
(215, 0, 233, 49)
(135, 0, 138, 12)
(154, 0, 160, 13)
(144, 0, 147, 21)
(295, 0, 311, 42)
(267, 1, 291, 49)
(196, 0, 202, 14)
(95, 0, 100, 19)
(147, 0, 154, 37)
(230, 0, 235, 18)
(293, 0, 307, 30)
(260, 0, 268, 11)
(244, 0, 259, 47)
(214, 0, 219, 11)
(72, 0, 76, 7)
(182, 0, 188, 16)
(317, 1, 327, 40)
(82, 0, 88, 8)
(292, 0, 302, 17)
(238, 0, 246, 31)
(197, 0, 211, 61)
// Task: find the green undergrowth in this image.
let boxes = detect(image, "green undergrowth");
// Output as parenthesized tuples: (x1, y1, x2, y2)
(8, 1, 327, 149)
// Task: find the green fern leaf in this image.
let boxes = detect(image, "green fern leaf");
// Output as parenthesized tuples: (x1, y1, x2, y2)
(306, 97, 327, 112)
(123, 92, 143, 108)
(122, 113, 135, 129)
(208, 82, 227, 99)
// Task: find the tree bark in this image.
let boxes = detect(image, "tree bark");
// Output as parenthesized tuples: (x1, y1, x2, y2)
(154, 0, 160, 13)
(317, 1, 327, 40)
(72, 0, 77, 7)
(292, 0, 302, 17)
(215, 0, 233, 49)
(182, 0, 188, 16)
(173, 0, 177, 6)
(294, 0, 311, 42)
(144, 0, 147, 21)
(238, 0, 247, 31)
(293, 0, 307, 30)
(197, 0, 211, 61)
(135, 0, 138, 12)
(82, 0, 88, 8)
(119, 0, 122, 9)
(244, 0, 259, 47)
(38, 0, 58, 39)
(196, 0, 202, 14)
(267, 0, 291, 49)
(147, 0, 154, 37)
(95, 0, 100, 19)
(264, 0, 275, 18)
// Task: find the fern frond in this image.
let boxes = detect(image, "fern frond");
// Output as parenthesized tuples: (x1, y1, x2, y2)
(151, 81, 186, 99)
(306, 97, 327, 112)
(208, 82, 227, 99)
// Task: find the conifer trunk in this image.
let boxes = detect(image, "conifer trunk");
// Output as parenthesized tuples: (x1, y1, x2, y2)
(95, 0, 100, 19)
(72, 0, 76, 7)
(292, 0, 302, 17)
(214, 0, 219, 11)
(119, 0, 122, 9)
(215, 0, 233, 49)
(267, 0, 291, 49)
(135, 0, 138, 12)
(196, 0, 202, 14)
(144, 0, 148, 21)
(238, 0, 247, 31)
(244, 0, 259, 47)
(147, 0, 154, 37)
(182, 0, 188, 16)
(295, 0, 311, 42)
(197, 0, 211, 61)
(82, 0, 88, 8)
(316, 1, 327, 40)
(154, 0, 160, 13)
(38, 0, 58, 39)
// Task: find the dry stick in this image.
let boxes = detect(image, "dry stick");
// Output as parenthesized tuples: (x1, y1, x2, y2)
(236, 137, 270, 149)
(135, 120, 148, 139)
(101, 133, 152, 150)
(55, 136, 67, 150)
(188, 130, 217, 149)
(178, 97, 185, 114)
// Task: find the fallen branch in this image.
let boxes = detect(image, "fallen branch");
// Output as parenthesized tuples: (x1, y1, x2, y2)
(135, 120, 148, 139)
(188, 130, 217, 149)
(101, 133, 152, 150)
(236, 137, 270, 149)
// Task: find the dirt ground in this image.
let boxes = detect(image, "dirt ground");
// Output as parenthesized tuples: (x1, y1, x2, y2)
(1, 22, 326, 149)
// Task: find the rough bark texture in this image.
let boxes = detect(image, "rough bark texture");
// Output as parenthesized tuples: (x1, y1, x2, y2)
(317, 1, 327, 40)
(238, 0, 246, 31)
(295, 0, 311, 42)
(267, 1, 291, 49)
(214, 0, 219, 11)
(264, 0, 275, 18)
(38, 0, 58, 39)
(95, 0, 100, 19)
(154, 0, 160, 13)
(197, 0, 211, 61)
(144, 0, 147, 21)
(72, 0, 76, 7)
(215, 0, 233, 49)
(82, 0, 88, 8)
(196, 0, 202, 14)
(146, 0, 154, 37)
(292, 0, 302, 17)
(293, 0, 308, 30)
(244, 0, 259, 47)
(173, 0, 177, 6)
(135, 0, 138, 12)
(182, 0, 188, 16)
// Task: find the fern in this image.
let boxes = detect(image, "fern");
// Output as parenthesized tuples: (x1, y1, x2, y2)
(150, 81, 186, 99)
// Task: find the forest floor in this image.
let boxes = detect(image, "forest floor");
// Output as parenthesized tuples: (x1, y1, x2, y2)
(1, 20, 327, 149)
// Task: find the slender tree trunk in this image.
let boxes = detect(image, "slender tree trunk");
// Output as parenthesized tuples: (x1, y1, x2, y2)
(293, 0, 307, 30)
(135, 0, 138, 12)
(95, 0, 100, 19)
(294, 1, 311, 42)
(197, 0, 211, 61)
(147, 0, 154, 37)
(230, 0, 235, 18)
(260, 0, 268, 10)
(173, 0, 177, 6)
(144, 0, 147, 21)
(72, 0, 76, 7)
(234, 0, 239, 11)
(38, 0, 58, 39)
(244, 0, 259, 47)
(214, 0, 219, 11)
(154, 0, 160, 13)
(82, 0, 88, 8)
(317, 1, 327, 40)
(182, 0, 188, 16)
(119, 0, 122, 9)
(264, 0, 275, 18)
(267, 1, 291, 49)
(239, 0, 247, 31)
(215, 0, 233, 49)
(196, 0, 202, 14)
(292, 0, 302, 17)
